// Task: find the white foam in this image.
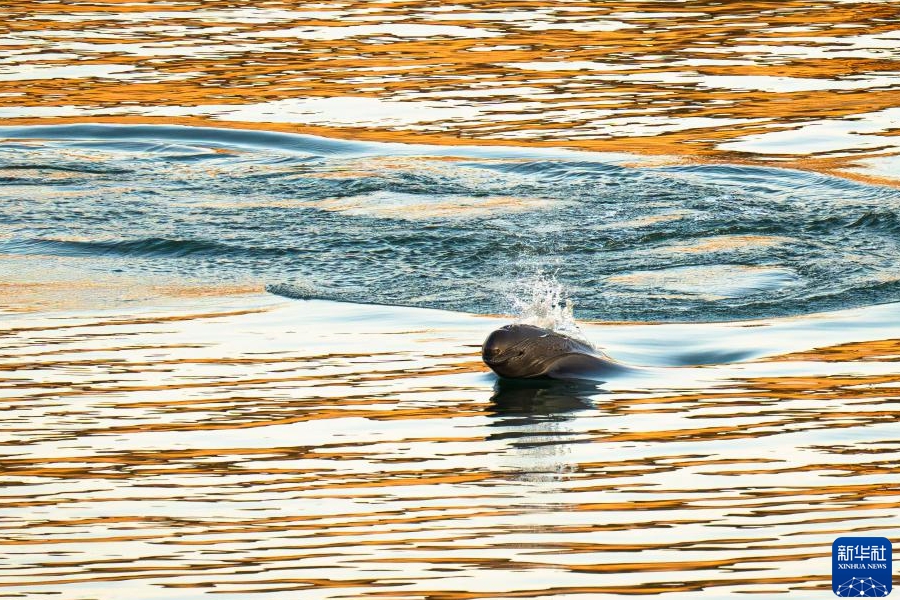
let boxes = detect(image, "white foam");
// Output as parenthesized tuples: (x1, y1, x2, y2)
(509, 274, 589, 343)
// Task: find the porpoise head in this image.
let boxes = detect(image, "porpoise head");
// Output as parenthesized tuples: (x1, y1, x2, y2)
(482, 323, 596, 379)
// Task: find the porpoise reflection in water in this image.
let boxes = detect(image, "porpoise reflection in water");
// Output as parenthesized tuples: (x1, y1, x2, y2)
(482, 323, 630, 381)
(489, 377, 602, 413)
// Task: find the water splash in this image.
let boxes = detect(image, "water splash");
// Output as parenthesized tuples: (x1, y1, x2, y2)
(509, 274, 589, 343)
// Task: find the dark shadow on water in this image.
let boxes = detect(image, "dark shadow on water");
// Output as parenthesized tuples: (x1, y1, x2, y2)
(668, 347, 755, 367)
(488, 377, 603, 417)
(486, 379, 605, 447)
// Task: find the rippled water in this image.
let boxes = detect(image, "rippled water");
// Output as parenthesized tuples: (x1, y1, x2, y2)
(4, 298, 900, 598)
(3, 1, 900, 598)
(3, 124, 900, 321)
(2, 0, 900, 182)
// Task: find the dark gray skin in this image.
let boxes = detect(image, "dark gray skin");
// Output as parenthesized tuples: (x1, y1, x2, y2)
(482, 323, 628, 381)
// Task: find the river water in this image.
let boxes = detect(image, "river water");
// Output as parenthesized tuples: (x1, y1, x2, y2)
(3, 0, 900, 182)
(2, 1, 900, 598)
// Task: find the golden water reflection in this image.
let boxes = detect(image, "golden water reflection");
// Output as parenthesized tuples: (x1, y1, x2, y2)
(2, 1, 900, 182)
(2, 296, 898, 598)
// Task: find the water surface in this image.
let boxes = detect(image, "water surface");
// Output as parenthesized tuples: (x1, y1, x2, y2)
(3, 124, 900, 322)
(2, 297, 899, 599)
(3, 1, 900, 598)
(1, 0, 900, 182)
